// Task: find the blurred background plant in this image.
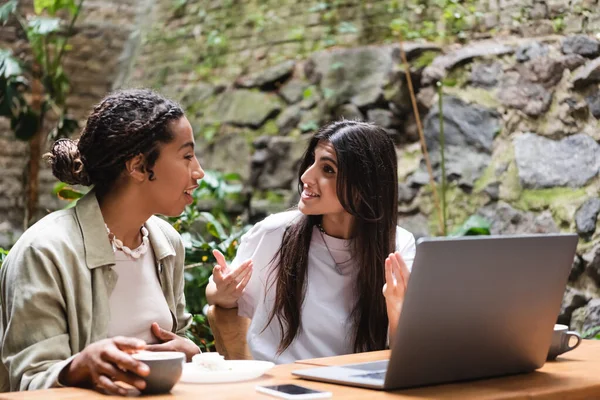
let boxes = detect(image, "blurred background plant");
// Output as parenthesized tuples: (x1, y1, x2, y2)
(0, 248, 8, 267)
(169, 170, 250, 351)
(0, 0, 84, 228)
(583, 326, 600, 340)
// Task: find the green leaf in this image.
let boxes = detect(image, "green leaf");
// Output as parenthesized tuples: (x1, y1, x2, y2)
(201, 170, 220, 189)
(0, 50, 26, 118)
(302, 86, 314, 100)
(222, 172, 242, 181)
(12, 109, 40, 141)
(0, 247, 9, 267)
(582, 326, 600, 339)
(338, 21, 358, 34)
(449, 215, 491, 237)
(50, 113, 78, 140)
(27, 16, 61, 35)
(0, 0, 17, 25)
(200, 211, 227, 239)
(52, 181, 68, 195)
(0, 79, 16, 117)
(56, 186, 84, 200)
(34, 0, 77, 16)
(0, 49, 22, 78)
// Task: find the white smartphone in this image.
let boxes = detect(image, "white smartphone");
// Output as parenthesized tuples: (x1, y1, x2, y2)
(256, 384, 332, 399)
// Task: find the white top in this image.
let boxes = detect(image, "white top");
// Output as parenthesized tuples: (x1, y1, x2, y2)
(107, 247, 173, 344)
(226, 210, 416, 364)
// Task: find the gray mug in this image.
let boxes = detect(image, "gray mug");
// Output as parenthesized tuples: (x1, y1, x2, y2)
(547, 324, 581, 360)
(132, 351, 185, 394)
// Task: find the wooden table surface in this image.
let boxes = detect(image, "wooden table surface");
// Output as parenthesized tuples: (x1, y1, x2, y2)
(2, 340, 600, 399)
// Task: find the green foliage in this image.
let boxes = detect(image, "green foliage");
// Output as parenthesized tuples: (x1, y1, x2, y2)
(287, 27, 305, 41)
(338, 21, 358, 34)
(299, 120, 319, 133)
(440, 0, 476, 40)
(388, 0, 478, 43)
(552, 17, 566, 33)
(0, 50, 36, 139)
(27, 16, 61, 35)
(308, 2, 328, 12)
(52, 182, 88, 209)
(0, 0, 82, 146)
(582, 326, 600, 340)
(200, 29, 229, 69)
(302, 86, 315, 100)
(0, 247, 9, 267)
(169, 170, 250, 351)
(0, 1, 17, 24)
(200, 122, 220, 144)
(449, 215, 491, 237)
(412, 50, 439, 70)
(34, 0, 79, 15)
(171, 0, 188, 18)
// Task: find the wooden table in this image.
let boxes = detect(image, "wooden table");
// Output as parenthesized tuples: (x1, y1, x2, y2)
(1, 340, 600, 399)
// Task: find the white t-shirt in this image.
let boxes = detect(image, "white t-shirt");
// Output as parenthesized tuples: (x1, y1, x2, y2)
(107, 247, 173, 344)
(228, 210, 416, 364)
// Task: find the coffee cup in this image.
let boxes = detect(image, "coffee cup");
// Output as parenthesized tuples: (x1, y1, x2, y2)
(547, 324, 581, 360)
(132, 351, 185, 394)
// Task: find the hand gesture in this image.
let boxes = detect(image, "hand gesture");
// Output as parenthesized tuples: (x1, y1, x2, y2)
(145, 322, 200, 361)
(382, 251, 410, 317)
(211, 249, 252, 307)
(60, 337, 149, 396)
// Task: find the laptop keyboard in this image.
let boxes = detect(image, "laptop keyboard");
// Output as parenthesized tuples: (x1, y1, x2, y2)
(354, 371, 386, 380)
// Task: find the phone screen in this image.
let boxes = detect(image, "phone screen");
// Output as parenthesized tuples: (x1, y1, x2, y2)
(261, 384, 323, 395)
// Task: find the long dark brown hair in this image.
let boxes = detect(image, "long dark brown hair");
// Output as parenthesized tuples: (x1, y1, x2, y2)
(266, 120, 399, 354)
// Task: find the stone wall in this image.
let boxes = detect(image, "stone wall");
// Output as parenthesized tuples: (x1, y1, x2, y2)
(2, 0, 599, 242)
(0, 0, 149, 243)
(130, 0, 600, 91)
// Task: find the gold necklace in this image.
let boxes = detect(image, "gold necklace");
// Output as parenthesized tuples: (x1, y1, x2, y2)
(317, 223, 345, 275)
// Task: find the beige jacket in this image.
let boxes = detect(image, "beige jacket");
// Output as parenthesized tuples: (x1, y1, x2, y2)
(0, 191, 191, 392)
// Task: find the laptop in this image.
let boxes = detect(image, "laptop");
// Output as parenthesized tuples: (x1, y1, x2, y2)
(293, 234, 578, 390)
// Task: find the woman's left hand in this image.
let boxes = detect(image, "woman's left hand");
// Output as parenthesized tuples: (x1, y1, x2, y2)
(382, 251, 410, 317)
(145, 323, 200, 361)
(383, 252, 410, 348)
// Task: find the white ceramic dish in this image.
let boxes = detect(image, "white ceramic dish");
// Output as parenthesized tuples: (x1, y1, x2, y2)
(180, 360, 275, 384)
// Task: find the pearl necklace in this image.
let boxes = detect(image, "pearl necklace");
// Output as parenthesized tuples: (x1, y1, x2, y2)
(105, 224, 149, 259)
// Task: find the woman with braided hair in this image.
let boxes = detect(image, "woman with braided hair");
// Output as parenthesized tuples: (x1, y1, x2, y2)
(0, 89, 204, 395)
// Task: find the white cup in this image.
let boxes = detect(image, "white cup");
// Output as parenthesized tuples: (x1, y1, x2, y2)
(547, 324, 581, 360)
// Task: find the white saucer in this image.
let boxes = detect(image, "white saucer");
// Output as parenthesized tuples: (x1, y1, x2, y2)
(180, 360, 275, 384)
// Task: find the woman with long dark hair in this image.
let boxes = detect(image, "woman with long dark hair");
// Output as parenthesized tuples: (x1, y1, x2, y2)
(206, 120, 415, 363)
(0, 89, 203, 394)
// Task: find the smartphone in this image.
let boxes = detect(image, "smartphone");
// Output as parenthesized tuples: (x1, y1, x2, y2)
(255, 384, 332, 399)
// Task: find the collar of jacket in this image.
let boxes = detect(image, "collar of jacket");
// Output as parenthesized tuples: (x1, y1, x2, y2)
(75, 189, 176, 270)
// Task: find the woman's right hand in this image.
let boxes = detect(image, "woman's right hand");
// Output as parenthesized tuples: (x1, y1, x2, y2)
(60, 336, 149, 396)
(211, 249, 253, 308)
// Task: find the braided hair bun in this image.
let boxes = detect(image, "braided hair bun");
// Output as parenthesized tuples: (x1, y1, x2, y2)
(45, 138, 92, 186)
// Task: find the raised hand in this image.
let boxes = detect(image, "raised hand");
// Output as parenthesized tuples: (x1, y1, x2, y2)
(382, 251, 410, 347)
(210, 249, 253, 308)
(145, 322, 200, 361)
(59, 337, 149, 396)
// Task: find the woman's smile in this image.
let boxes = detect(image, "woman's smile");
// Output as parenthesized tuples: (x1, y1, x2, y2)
(301, 187, 320, 200)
